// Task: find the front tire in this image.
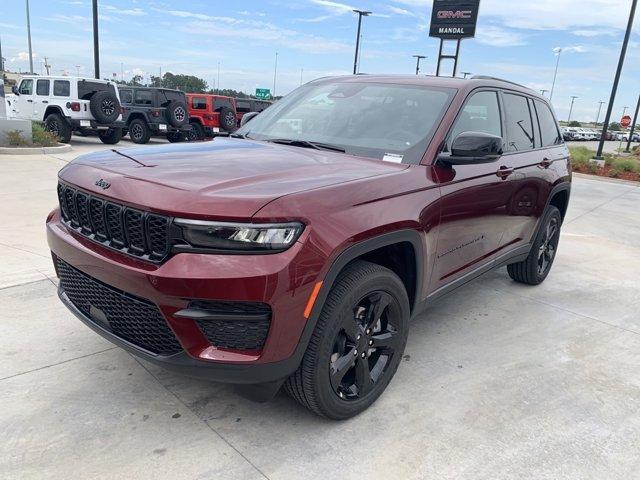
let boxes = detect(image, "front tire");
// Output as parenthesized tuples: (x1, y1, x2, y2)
(507, 205, 562, 285)
(44, 114, 72, 143)
(186, 122, 205, 141)
(128, 119, 150, 144)
(285, 260, 409, 419)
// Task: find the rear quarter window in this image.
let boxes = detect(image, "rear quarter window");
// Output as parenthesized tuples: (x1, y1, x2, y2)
(119, 89, 133, 104)
(159, 90, 186, 107)
(134, 90, 153, 105)
(53, 80, 70, 97)
(535, 100, 562, 147)
(191, 97, 207, 110)
(78, 81, 115, 100)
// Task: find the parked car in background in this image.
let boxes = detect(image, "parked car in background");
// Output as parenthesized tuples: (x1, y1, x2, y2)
(118, 87, 190, 144)
(48, 75, 571, 419)
(186, 93, 237, 140)
(564, 127, 587, 141)
(621, 132, 640, 142)
(0, 78, 6, 119)
(577, 128, 597, 141)
(8, 76, 123, 144)
(235, 98, 272, 125)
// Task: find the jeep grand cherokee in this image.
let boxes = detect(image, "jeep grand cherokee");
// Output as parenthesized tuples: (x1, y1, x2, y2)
(47, 75, 570, 419)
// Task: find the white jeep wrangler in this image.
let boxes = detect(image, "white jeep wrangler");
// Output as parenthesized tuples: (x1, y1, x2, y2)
(9, 76, 124, 144)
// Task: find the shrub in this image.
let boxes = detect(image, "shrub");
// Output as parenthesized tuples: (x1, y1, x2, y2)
(611, 158, 639, 173)
(568, 146, 593, 163)
(6, 130, 29, 147)
(609, 169, 621, 178)
(32, 122, 59, 147)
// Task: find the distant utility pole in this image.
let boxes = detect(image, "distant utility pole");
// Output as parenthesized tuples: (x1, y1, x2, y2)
(75, 64, 80, 76)
(568, 96, 578, 122)
(413, 55, 426, 75)
(273, 52, 278, 96)
(120, 62, 123, 82)
(42, 57, 51, 75)
(595, 100, 605, 125)
(540, 89, 549, 97)
(352, 9, 371, 75)
(595, 0, 637, 161)
(26, 0, 34, 74)
(0, 35, 4, 72)
(92, 0, 100, 78)
(461, 72, 472, 78)
(625, 94, 640, 152)
(550, 47, 562, 101)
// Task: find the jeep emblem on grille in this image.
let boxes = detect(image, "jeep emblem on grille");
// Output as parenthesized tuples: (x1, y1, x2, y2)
(95, 179, 111, 190)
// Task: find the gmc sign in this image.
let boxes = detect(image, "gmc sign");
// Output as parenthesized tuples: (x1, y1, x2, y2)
(430, 0, 480, 39)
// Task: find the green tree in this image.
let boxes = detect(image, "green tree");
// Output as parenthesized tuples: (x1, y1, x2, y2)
(568, 120, 582, 127)
(161, 72, 208, 92)
(609, 122, 622, 131)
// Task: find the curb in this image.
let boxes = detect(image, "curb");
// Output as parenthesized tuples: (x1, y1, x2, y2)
(0, 143, 72, 155)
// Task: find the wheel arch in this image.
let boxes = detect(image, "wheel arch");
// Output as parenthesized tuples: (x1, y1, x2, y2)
(548, 185, 570, 221)
(43, 106, 65, 120)
(126, 112, 147, 126)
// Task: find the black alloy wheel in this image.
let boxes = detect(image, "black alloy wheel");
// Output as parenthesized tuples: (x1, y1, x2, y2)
(537, 216, 559, 276)
(330, 291, 401, 400)
(285, 260, 409, 419)
(101, 98, 116, 118)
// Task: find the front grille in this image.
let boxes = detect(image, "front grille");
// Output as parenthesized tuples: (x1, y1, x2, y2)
(191, 301, 272, 351)
(57, 259, 183, 356)
(58, 182, 171, 262)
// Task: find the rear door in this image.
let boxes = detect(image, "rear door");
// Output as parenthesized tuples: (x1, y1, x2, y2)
(35, 78, 51, 120)
(499, 92, 565, 250)
(430, 89, 514, 292)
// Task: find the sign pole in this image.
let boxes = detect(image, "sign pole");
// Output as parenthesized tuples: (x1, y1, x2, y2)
(594, 0, 637, 162)
(625, 94, 640, 153)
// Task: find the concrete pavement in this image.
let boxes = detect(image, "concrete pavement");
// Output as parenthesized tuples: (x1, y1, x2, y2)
(1, 137, 640, 479)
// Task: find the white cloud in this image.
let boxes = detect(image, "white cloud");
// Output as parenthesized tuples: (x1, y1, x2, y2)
(476, 25, 527, 47)
(310, 0, 355, 13)
(387, 6, 417, 17)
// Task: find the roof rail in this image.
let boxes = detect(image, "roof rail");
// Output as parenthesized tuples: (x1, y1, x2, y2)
(470, 75, 531, 90)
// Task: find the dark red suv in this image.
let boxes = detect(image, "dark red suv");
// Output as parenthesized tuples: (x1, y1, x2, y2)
(47, 75, 570, 419)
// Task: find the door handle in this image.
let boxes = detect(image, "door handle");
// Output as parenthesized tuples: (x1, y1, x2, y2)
(42, 100, 49, 104)
(539, 158, 553, 169)
(27, 99, 33, 103)
(496, 166, 514, 179)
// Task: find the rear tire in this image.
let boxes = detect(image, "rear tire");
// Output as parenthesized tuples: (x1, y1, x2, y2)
(284, 260, 409, 419)
(166, 132, 184, 143)
(219, 106, 237, 132)
(507, 206, 562, 285)
(166, 101, 188, 128)
(44, 113, 72, 143)
(187, 122, 204, 141)
(98, 127, 123, 145)
(128, 118, 150, 144)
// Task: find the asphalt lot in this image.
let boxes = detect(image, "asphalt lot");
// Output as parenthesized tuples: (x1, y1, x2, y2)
(2, 136, 640, 479)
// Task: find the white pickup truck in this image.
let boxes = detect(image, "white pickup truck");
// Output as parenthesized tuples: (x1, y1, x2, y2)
(8, 75, 124, 144)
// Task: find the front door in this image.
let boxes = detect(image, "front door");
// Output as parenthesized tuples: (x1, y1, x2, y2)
(430, 89, 515, 293)
(14, 79, 35, 119)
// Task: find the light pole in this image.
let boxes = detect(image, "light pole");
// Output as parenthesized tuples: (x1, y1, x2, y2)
(217, 61, 220, 94)
(541, 89, 549, 97)
(568, 96, 578, 123)
(273, 52, 278, 97)
(625, 94, 640, 152)
(595, 0, 637, 161)
(92, 0, 100, 78)
(461, 72, 472, 78)
(595, 100, 605, 125)
(26, 0, 34, 73)
(75, 65, 81, 76)
(352, 10, 371, 75)
(413, 55, 426, 75)
(0, 35, 4, 72)
(550, 47, 562, 101)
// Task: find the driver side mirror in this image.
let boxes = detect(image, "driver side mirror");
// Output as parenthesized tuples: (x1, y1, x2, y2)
(11, 85, 20, 96)
(240, 111, 259, 127)
(438, 131, 503, 166)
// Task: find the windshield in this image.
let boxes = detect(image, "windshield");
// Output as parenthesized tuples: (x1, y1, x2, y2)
(236, 80, 455, 164)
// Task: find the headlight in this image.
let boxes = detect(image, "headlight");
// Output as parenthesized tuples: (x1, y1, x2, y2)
(174, 219, 304, 252)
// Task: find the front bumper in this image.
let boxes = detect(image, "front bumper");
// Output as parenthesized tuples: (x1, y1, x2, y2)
(47, 209, 325, 384)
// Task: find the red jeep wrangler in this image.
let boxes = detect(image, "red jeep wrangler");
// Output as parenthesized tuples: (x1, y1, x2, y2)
(48, 75, 570, 419)
(185, 93, 237, 140)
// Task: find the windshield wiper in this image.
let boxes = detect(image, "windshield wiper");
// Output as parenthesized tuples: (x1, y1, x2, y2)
(265, 138, 346, 153)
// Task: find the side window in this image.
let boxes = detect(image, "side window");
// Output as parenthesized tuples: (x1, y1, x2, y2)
(134, 90, 153, 105)
(449, 91, 502, 148)
(120, 89, 133, 104)
(213, 98, 232, 111)
(503, 93, 535, 152)
(36, 79, 50, 96)
(53, 80, 70, 97)
(192, 97, 207, 110)
(535, 100, 562, 147)
(19, 79, 33, 95)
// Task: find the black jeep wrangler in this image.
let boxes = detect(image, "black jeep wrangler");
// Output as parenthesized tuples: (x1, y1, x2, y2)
(118, 87, 190, 144)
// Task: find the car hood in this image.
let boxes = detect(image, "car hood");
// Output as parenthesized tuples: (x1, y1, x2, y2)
(59, 138, 409, 218)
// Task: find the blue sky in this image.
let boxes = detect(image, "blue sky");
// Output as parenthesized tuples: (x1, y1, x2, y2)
(1, 0, 639, 123)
